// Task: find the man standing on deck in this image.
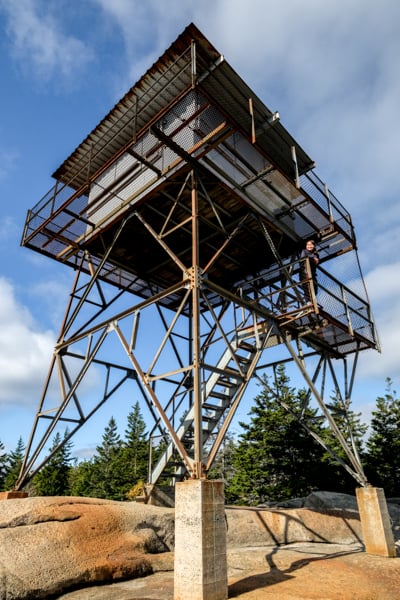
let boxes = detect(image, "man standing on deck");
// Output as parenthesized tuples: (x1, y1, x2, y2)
(300, 238, 319, 301)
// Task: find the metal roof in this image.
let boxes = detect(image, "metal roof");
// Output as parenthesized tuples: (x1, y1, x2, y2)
(52, 23, 314, 190)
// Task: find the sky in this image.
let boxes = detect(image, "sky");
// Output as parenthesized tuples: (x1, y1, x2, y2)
(0, 0, 399, 460)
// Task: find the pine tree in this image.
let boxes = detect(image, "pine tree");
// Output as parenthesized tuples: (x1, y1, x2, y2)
(3, 437, 25, 491)
(120, 401, 149, 497)
(207, 434, 237, 489)
(31, 431, 74, 496)
(226, 365, 328, 505)
(69, 458, 97, 498)
(365, 378, 400, 497)
(0, 439, 8, 491)
(88, 416, 124, 500)
(318, 394, 368, 493)
(70, 405, 149, 501)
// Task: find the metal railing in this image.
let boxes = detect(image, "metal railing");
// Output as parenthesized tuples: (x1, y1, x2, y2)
(236, 257, 378, 350)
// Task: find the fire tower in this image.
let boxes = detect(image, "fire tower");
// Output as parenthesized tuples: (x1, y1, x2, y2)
(17, 24, 380, 494)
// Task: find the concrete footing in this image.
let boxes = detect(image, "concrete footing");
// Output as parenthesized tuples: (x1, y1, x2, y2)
(0, 491, 28, 501)
(145, 484, 175, 507)
(174, 479, 227, 600)
(356, 486, 396, 557)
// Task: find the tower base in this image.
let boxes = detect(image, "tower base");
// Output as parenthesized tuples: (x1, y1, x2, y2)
(0, 491, 28, 501)
(174, 479, 227, 600)
(356, 486, 396, 557)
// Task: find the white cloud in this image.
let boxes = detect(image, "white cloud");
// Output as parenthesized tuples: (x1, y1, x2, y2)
(91, 0, 198, 85)
(28, 275, 72, 330)
(195, 1, 400, 246)
(0, 0, 94, 81)
(357, 263, 400, 378)
(0, 277, 55, 406)
(365, 263, 400, 303)
(92, 0, 400, 250)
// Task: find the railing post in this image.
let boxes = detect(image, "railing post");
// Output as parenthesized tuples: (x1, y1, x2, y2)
(342, 287, 354, 336)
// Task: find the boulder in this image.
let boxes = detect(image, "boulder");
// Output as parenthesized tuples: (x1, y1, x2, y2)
(225, 505, 362, 547)
(304, 490, 359, 511)
(0, 496, 174, 600)
(258, 497, 305, 509)
(303, 489, 400, 523)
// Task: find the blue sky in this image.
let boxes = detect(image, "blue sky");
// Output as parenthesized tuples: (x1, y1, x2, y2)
(0, 0, 399, 458)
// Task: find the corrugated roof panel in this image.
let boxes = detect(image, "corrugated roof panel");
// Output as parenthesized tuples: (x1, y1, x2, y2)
(52, 23, 313, 192)
(198, 60, 314, 177)
(52, 24, 209, 187)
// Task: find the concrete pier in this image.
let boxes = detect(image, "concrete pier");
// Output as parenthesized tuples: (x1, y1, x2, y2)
(356, 486, 396, 557)
(0, 491, 28, 500)
(174, 479, 227, 600)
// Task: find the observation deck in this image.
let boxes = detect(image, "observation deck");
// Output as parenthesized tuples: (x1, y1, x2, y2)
(21, 23, 378, 358)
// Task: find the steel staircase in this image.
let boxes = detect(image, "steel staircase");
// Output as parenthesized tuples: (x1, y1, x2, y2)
(149, 318, 280, 485)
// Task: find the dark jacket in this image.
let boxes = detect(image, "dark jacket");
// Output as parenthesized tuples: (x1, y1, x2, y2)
(300, 248, 319, 281)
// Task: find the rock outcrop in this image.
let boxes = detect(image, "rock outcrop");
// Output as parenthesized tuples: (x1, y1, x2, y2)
(0, 496, 174, 600)
(0, 491, 398, 599)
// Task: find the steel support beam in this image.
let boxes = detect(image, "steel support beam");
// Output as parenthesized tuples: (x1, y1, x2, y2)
(15, 169, 374, 493)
